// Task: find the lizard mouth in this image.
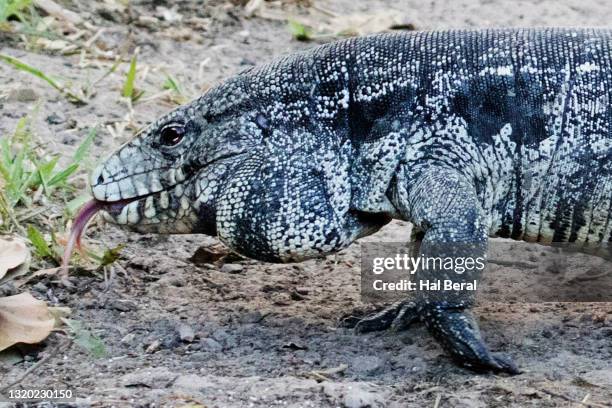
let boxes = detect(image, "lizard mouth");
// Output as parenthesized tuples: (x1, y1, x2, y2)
(60, 194, 154, 273)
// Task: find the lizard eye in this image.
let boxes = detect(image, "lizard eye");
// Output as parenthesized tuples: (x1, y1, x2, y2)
(159, 124, 185, 147)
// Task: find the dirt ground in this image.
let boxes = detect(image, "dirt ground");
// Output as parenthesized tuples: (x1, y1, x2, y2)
(1, 0, 611, 407)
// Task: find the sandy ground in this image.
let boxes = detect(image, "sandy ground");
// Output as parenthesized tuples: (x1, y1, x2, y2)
(0, 0, 611, 407)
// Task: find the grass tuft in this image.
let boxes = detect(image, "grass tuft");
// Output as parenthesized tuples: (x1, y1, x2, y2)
(162, 73, 188, 104)
(288, 19, 312, 41)
(0, 117, 96, 234)
(0, 0, 31, 23)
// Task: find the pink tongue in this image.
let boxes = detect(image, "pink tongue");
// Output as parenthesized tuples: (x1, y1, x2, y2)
(61, 199, 103, 274)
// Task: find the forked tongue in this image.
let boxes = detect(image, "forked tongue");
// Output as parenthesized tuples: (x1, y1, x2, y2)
(61, 199, 103, 274)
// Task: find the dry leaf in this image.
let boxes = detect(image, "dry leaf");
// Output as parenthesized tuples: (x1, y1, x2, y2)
(0, 292, 55, 352)
(0, 236, 30, 280)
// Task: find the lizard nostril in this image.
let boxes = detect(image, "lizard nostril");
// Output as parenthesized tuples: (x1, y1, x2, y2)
(97, 174, 104, 184)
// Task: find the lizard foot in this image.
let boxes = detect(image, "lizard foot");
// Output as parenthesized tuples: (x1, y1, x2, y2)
(423, 304, 521, 375)
(343, 300, 419, 333)
(344, 301, 520, 375)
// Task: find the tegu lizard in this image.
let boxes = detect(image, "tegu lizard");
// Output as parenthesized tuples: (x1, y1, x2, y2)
(66, 28, 612, 374)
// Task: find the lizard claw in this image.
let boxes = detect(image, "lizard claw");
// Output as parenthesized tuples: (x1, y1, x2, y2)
(344, 300, 419, 333)
(423, 304, 521, 375)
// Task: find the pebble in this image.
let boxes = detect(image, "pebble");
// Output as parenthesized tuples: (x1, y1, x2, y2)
(592, 312, 606, 324)
(8, 88, 38, 102)
(32, 282, 48, 294)
(167, 275, 185, 287)
(220, 264, 243, 274)
(351, 355, 385, 375)
(400, 335, 414, 345)
(121, 333, 136, 345)
(201, 337, 223, 351)
(46, 113, 65, 125)
(238, 310, 263, 324)
(145, 340, 161, 354)
(121, 368, 176, 388)
(189, 246, 226, 264)
(211, 329, 237, 348)
(162, 334, 181, 349)
(178, 324, 196, 342)
(323, 382, 387, 408)
(541, 327, 555, 338)
(109, 300, 138, 312)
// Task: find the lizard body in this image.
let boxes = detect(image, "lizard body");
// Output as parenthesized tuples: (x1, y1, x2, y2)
(89, 28, 612, 373)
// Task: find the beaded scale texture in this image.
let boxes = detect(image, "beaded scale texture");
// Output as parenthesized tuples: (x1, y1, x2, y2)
(89, 28, 611, 374)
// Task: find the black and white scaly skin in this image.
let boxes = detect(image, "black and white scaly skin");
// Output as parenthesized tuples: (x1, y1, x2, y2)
(90, 28, 612, 374)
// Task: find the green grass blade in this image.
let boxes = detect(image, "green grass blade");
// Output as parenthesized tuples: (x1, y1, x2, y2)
(18, 170, 38, 202)
(0, 139, 10, 181)
(0, 160, 9, 183)
(163, 75, 181, 93)
(73, 127, 97, 164)
(1, 137, 10, 165)
(9, 144, 26, 192)
(122, 54, 137, 99)
(99, 244, 124, 268)
(47, 163, 78, 186)
(27, 224, 54, 259)
(35, 156, 59, 190)
(0, 53, 64, 92)
(39, 157, 59, 176)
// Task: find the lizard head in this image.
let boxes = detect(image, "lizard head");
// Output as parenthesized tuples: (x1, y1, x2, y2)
(89, 79, 254, 236)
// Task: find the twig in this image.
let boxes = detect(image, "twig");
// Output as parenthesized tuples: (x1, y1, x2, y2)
(198, 57, 210, 84)
(305, 371, 330, 382)
(538, 388, 611, 408)
(84, 28, 105, 48)
(16, 207, 48, 223)
(304, 364, 348, 382)
(0, 337, 72, 393)
(313, 364, 348, 376)
(416, 386, 443, 395)
(33, 0, 83, 26)
(3, 207, 26, 235)
(433, 394, 442, 408)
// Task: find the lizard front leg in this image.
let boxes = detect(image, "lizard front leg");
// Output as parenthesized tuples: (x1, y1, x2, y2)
(353, 168, 520, 374)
